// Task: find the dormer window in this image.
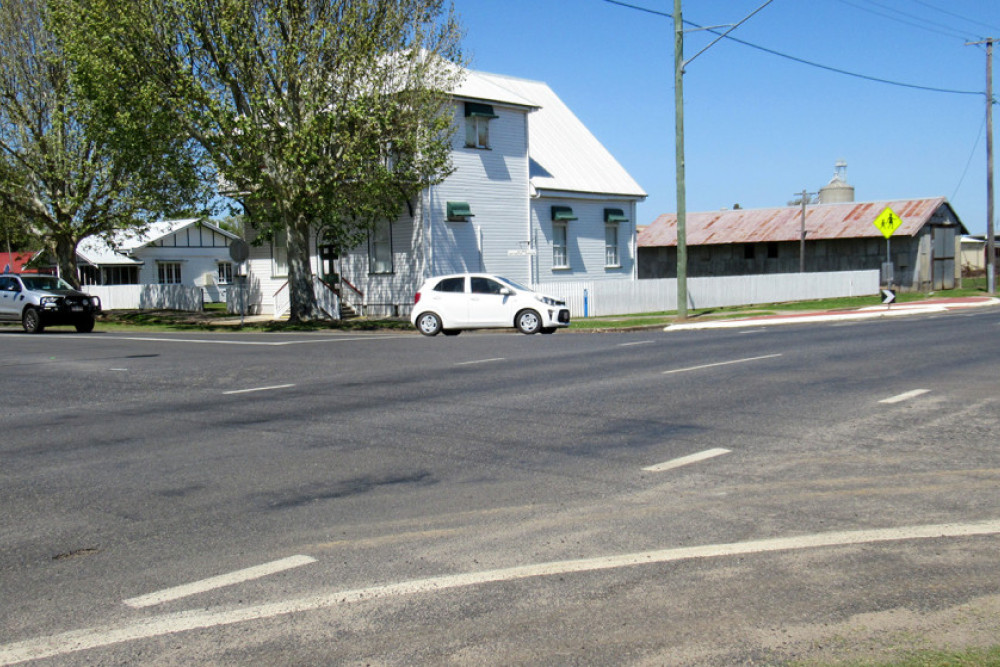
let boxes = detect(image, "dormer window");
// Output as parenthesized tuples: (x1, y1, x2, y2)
(464, 102, 498, 149)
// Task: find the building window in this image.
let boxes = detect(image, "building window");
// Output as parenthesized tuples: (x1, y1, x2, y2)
(158, 262, 182, 284)
(767, 242, 779, 259)
(369, 220, 393, 274)
(605, 224, 620, 267)
(217, 262, 233, 284)
(271, 230, 288, 277)
(743, 244, 756, 260)
(553, 222, 568, 269)
(464, 102, 497, 149)
(103, 266, 139, 285)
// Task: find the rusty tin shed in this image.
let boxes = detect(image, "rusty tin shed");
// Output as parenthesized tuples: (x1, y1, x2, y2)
(638, 198, 966, 291)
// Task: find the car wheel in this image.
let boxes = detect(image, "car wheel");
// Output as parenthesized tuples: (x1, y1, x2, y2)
(540, 327, 556, 334)
(22, 307, 44, 334)
(415, 312, 442, 336)
(442, 329, 461, 336)
(75, 316, 95, 333)
(515, 309, 542, 334)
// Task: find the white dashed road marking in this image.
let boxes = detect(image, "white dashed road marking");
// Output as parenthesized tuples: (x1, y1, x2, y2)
(124, 555, 317, 609)
(455, 358, 505, 366)
(663, 353, 782, 375)
(879, 389, 931, 404)
(222, 384, 296, 395)
(643, 448, 731, 472)
(4, 520, 1000, 665)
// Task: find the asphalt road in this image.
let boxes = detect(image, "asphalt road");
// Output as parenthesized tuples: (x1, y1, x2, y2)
(1, 308, 999, 665)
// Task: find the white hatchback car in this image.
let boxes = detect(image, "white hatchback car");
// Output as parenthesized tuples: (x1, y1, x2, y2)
(411, 273, 571, 336)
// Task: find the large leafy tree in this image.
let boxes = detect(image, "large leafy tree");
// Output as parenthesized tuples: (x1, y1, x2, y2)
(0, 0, 206, 287)
(54, 0, 465, 321)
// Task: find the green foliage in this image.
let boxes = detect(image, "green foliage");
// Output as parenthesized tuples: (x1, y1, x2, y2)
(0, 0, 208, 286)
(54, 0, 465, 319)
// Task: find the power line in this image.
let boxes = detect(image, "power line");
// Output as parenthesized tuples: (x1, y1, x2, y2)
(903, 0, 1000, 35)
(600, 0, 982, 96)
(833, 0, 973, 41)
(951, 114, 986, 201)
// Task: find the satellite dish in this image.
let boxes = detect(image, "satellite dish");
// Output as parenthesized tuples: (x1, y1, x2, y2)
(229, 239, 250, 263)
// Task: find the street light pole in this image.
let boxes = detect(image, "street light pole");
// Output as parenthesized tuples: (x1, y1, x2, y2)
(968, 38, 996, 294)
(673, 0, 688, 319)
(671, 0, 775, 319)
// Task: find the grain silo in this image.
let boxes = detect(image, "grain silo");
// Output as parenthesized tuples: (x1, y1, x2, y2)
(818, 160, 855, 204)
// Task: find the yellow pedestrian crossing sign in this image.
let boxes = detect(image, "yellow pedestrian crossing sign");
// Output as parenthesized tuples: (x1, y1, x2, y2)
(873, 207, 902, 239)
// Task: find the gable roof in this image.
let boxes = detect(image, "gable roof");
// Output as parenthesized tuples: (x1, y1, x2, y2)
(77, 218, 239, 266)
(456, 70, 646, 200)
(639, 198, 966, 248)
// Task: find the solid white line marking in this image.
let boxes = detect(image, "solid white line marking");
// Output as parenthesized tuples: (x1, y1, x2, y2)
(643, 448, 731, 472)
(879, 389, 931, 404)
(123, 555, 317, 609)
(223, 384, 295, 395)
(455, 358, 505, 366)
(4, 520, 1000, 665)
(618, 340, 655, 347)
(663, 353, 782, 375)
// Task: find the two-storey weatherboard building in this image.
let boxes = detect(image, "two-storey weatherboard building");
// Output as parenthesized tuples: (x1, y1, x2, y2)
(239, 68, 646, 317)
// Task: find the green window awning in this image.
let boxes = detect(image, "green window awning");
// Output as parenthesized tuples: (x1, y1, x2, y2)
(604, 208, 629, 223)
(551, 206, 577, 222)
(464, 102, 498, 119)
(447, 201, 474, 220)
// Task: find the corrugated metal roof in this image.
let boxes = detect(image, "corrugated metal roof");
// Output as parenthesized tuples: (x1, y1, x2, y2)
(639, 198, 961, 247)
(456, 70, 646, 199)
(77, 218, 237, 266)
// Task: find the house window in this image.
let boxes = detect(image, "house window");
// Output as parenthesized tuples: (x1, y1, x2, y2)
(553, 223, 569, 269)
(605, 224, 620, 267)
(104, 266, 139, 285)
(369, 219, 393, 274)
(158, 262, 182, 284)
(464, 102, 497, 149)
(767, 242, 779, 259)
(743, 244, 756, 260)
(271, 230, 288, 277)
(217, 262, 233, 284)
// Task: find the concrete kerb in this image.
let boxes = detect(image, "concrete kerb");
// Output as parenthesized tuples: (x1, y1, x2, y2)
(664, 297, 1000, 331)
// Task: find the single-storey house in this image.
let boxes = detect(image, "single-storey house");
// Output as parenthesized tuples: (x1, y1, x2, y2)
(239, 68, 646, 317)
(638, 197, 967, 291)
(72, 218, 240, 302)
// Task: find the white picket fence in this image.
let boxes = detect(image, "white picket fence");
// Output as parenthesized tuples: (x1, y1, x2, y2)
(542, 270, 880, 318)
(83, 284, 204, 311)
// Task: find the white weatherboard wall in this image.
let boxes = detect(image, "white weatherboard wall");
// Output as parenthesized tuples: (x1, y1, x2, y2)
(532, 198, 636, 284)
(423, 103, 531, 283)
(541, 270, 880, 318)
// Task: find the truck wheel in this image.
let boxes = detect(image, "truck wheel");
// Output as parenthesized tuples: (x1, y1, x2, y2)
(22, 307, 44, 334)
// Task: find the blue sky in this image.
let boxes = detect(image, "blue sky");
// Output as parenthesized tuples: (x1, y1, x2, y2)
(455, 0, 998, 235)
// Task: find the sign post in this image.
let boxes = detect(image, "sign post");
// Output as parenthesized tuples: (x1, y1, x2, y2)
(873, 207, 901, 292)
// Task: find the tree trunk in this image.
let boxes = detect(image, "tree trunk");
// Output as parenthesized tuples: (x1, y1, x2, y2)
(285, 212, 322, 322)
(53, 236, 80, 288)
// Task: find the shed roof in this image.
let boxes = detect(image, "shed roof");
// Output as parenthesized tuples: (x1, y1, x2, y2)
(457, 70, 646, 200)
(77, 218, 238, 266)
(1, 251, 43, 273)
(638, 198, 965, 248)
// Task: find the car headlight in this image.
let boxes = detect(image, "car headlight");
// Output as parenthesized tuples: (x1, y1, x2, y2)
(90, 296, 101, 309)
(40, 296, 59, 307)
(535, 295, 564, 307)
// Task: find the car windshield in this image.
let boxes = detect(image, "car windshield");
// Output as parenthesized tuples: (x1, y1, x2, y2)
(495, 276, 533, 292)
(21, 276, 74, 291)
